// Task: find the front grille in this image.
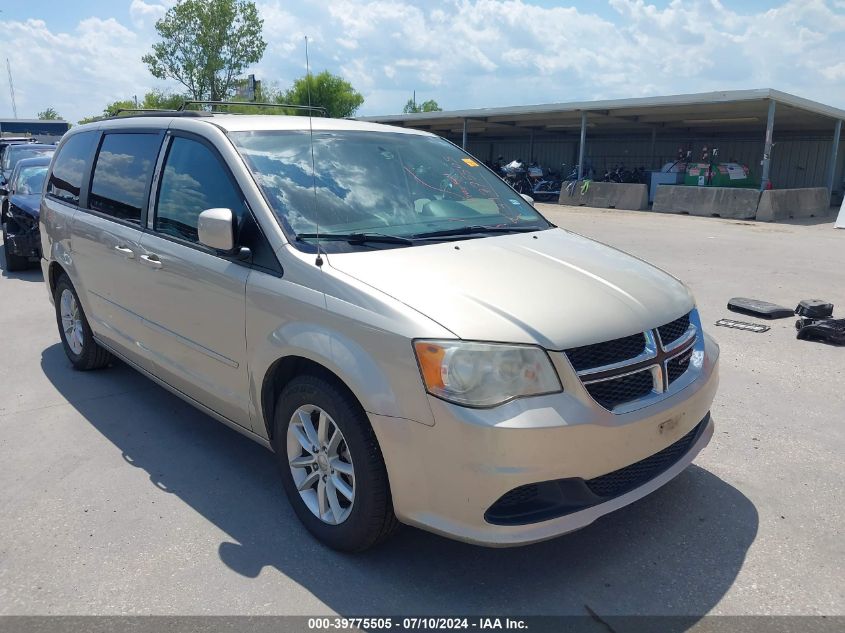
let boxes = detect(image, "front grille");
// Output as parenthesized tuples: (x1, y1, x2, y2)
(584, 369, 653, 410)
(667, 348, 693, 384)
(658, 313, 691, 347)
(565, 332, 646, 372)
(585, 420, 704, 498)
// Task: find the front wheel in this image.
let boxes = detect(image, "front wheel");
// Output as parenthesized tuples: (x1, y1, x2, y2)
(272, 374, 399, 551)
(53, 274, 112, 370)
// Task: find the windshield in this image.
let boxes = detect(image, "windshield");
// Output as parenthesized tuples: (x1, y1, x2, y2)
(14, 165, 48, 194)
(230, 130, 550, 249)
(3, 146, 53, 172)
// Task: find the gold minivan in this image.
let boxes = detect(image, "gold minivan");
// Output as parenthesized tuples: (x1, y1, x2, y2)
(40, 112, 719, 551)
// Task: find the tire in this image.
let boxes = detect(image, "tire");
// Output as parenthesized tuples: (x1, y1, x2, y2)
(2, 224, 28, 272)
(53, 274, 112, 370)
(272, 373, 399, 552)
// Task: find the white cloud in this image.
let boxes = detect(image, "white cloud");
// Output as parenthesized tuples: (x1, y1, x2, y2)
(2, 17, 166, 121)
(129, 0, 172, 28)
(2, 0, 844, 123)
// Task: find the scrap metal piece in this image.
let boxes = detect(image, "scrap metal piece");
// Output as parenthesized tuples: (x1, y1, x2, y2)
(715, 318, 771, 333)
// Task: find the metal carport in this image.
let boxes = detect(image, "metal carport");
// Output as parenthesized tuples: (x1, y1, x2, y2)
(362, 89, 845, 197)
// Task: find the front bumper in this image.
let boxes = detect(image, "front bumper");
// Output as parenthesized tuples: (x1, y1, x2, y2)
(369, 333, 719, 546)
(4, 215, 41, 260)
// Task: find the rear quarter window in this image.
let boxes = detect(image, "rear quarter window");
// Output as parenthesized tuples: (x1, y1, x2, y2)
(47, 132, 97, 206)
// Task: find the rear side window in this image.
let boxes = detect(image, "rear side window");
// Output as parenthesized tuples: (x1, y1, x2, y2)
(155, 136, 246, 243)
(47, 132, 96, 205)
(89, 133, 162, 224)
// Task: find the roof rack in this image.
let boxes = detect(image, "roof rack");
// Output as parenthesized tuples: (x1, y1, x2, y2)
(178, 100, 327, 116)
(105, 101, 329, 122)
(112, 108, 210, 118)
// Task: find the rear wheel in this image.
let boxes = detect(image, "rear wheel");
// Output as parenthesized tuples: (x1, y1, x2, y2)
(2, 224, 28, 272)
(54, 274, 112, 370)
(272, 374, 399, 551)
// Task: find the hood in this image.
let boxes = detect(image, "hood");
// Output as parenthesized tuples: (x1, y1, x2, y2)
(8, 194, 41, 219)
(325, 228, 694, 350)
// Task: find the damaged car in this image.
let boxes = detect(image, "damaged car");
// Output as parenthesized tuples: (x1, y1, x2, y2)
(2, 156, 49, 271)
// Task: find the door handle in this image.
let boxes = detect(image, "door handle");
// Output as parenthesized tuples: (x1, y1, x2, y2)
(139, 253, 162, 269)
(114, 245, 135, 259)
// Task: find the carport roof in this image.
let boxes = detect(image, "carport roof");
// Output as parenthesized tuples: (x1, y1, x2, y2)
(360, 89, 845, 137)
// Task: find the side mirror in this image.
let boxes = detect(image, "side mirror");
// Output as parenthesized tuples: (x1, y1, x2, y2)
(197, 208, 235, 252)
(0, 187, 8, 197)
(520, 193, 535, 206)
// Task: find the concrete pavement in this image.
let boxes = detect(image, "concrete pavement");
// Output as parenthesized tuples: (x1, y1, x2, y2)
(0, 207, 842, 617)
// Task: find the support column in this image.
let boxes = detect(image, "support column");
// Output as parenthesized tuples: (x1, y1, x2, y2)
(577, 111, 587, 180)
(529, 129, 535, 163)
(461, 118, 467, 150)
(760, 100, 776, 191)
(650, 127, 657, 169)
(825, 119, 842, 196)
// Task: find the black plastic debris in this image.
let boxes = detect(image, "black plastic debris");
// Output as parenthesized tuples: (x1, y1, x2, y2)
(727, 297, 794, 319)
(795, 299, 834, 319)
(715, 318, 771, 333)
(795, 318, 845, 346)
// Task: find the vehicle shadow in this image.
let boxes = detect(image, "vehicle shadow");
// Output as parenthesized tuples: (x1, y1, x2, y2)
(41, 343, 758, 622)
(0, 243, 43, 281)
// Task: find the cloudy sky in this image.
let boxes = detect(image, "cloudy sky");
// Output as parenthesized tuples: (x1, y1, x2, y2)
(2, 0, 845, 123)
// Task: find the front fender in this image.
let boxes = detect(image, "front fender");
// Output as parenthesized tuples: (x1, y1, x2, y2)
(246, 269, 450, 438)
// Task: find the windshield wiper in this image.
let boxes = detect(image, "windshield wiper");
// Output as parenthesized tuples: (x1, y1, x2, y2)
(412, 225, 545, 239)
(296, 232, 415, 246)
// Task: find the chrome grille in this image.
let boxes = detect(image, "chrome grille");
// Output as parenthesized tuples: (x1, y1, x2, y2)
(658, 313, 691, 347)
(667, 347, 693, 384)
(584, 369, 654, 410)
(565, 333, 646, 372)
(569, 310, 700, 413)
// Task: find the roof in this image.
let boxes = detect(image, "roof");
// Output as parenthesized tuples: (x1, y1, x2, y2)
(82, 113, 433, 136)
(0, 119, 70, 124)
(14, 155, 52, 167)
(360, 89, 845, 137)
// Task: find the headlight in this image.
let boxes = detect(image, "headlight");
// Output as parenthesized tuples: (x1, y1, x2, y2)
(413, 340, 561, 407)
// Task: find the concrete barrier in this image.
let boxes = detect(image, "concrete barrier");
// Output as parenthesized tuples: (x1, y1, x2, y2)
(652, 185, 760, 219)
(756, 187, 830, 222)
(558, 181, 648, 210)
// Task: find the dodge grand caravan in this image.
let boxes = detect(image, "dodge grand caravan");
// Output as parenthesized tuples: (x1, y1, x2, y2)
(40, 112, 719, 551)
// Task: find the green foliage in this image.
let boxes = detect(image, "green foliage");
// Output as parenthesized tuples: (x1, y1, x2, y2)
(142, 0, 267, 101)
(77, 90, 188, 124)
(279, 71, 364, 118)
(37, 107, 62, 120)
(403, 98, 442, 113)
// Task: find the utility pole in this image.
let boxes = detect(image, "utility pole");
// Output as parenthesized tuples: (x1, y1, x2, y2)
(6, 58, 17, 118)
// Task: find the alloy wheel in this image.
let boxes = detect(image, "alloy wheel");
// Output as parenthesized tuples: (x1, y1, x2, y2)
(59, 289, 84, 355)
(286, 405, 355, 525)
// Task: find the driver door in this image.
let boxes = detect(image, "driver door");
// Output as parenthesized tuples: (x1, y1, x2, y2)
(135, 132, 252, 428)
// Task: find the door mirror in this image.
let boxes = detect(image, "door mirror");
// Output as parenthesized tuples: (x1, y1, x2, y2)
(197, 208, 235, 251)
(0, 186, 8, 197)
(520, 193, 535, 206)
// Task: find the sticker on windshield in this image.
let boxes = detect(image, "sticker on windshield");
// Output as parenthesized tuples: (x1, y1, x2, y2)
(508, 199, 521, 205)
(462, 158, 479, 167)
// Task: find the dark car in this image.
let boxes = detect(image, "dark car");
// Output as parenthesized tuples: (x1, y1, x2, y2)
(1, 154, 51, 222)
(2, 157, 49, 271)
(1, 142, 54, 185)
(0, 137, 38, 164)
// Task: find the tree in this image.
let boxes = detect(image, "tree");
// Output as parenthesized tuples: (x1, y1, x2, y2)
(142, 0, 267, 101)
(279, 71, 364, 119)
(37, 107, 61, 120)
(403, 98, 442, 113)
